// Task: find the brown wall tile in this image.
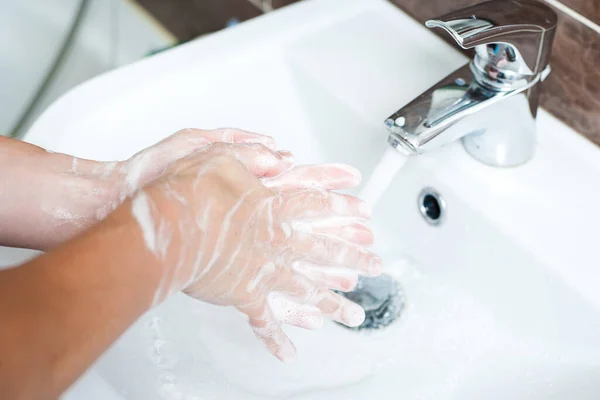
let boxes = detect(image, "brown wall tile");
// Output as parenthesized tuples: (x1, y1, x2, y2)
(559, 0, 600, 25)
(271, 0, 302, 7)
(540, 9, 600, 144)
(134, 0, 261, 41)
(389, 0, 477, 21)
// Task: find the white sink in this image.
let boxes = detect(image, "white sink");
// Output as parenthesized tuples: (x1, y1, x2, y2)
(14, 0, 600, 398)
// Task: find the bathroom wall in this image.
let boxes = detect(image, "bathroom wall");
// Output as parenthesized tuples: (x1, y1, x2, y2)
(0, 0, 81, 135)
(133, 0, 262, 42)
(133, 0, 600, 146)
(1, 0, 173, 137)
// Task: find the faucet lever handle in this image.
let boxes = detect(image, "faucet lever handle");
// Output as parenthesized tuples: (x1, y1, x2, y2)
(426, 0, 557, 78)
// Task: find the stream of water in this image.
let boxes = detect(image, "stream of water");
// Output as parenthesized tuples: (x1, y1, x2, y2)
(359, 147, 409, 207)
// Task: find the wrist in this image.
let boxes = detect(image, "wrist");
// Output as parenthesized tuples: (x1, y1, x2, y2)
(129, 185, 194, 305)
(37, 155, 125, 247)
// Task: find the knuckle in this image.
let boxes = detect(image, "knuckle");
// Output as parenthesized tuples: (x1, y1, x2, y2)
(178, 128, 200, 134)
(208, 142, 230, 152)
(217, 128, 235, 141)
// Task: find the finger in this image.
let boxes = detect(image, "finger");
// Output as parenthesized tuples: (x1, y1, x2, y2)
(129, 129, 278, 186)
(275, 275, 365, 327)
(280, 190, 371, 220)
(293, 219, 374, 246)
(240, 302, 297, 363)
(268, 293, 324, 330)
(287, 231, 382, 277)
(275, 151, 294, 176)
(203, 143, 294, 178)
(179, 128, 276, 149)
(262, 164, 361, 191)
(293, 262, 359, 292)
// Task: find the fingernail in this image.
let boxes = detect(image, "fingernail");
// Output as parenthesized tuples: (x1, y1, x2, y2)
(278, 150, 294, 164)
(341, 274, 359, 292)
(276, 342, 297, 363)
(341, 225, 374, 244)
(344, 303, 366, 327)
(241, 136, 276, 150)
(327, 164, 362, 187)
(341, 164, 362, 185)
(264, 140, 277, 150)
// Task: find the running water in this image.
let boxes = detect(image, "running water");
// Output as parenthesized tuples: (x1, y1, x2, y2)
(345, 147, 410, 330)
(359, 147, 409, 207)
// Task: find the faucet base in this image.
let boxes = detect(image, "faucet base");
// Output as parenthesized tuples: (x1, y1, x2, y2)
(460, 89, 537, 167)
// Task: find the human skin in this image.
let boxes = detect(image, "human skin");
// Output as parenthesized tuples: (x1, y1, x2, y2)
(0, 131, 380, 399)
(0, 129, 279, 250)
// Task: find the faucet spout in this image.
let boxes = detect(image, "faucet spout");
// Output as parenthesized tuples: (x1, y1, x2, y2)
(385, 62, 548, 165)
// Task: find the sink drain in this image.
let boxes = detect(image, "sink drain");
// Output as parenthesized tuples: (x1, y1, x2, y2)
(338, 274, 405, 330)
(418, 188, 445, 226)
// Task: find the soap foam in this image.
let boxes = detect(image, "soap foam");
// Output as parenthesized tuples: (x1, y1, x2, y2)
(94, 257, 515, 399)
(131, 191, 158, 256)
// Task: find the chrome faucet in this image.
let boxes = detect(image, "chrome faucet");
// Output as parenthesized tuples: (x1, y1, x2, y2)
(341, 0, 558, 331)
(385, 0, 557, 167)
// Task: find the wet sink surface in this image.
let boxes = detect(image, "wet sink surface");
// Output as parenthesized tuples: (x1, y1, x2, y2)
(9, 0, 600, 398)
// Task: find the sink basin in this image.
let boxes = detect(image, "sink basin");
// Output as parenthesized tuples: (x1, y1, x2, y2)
(10, 0, 600, 398)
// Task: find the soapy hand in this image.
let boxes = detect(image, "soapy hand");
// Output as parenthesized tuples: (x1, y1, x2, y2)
(117, 128, 277, 195)
(3, 127, 378, 360)
(0, 130, 379, 400)
(95, 128, 282, 220)
(132, 142, 381, 362)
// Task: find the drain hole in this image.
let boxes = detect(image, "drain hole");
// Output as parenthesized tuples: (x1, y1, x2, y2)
(419, 188, 445, 225)
(422, 194, 441, 220)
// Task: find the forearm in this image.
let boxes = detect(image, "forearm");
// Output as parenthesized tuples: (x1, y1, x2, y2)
(0, 129, 281, 250)
(0, 137, 120, 250)
(0, 202, 161, 399)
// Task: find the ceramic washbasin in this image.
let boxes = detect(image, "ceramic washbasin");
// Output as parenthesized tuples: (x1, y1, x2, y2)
(7, 0, 600, 398)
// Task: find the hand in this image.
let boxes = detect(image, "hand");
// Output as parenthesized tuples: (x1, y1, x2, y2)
(133, 143, 382, 362)
(0, 132, 379, 398)
(98, 128, 283, 219)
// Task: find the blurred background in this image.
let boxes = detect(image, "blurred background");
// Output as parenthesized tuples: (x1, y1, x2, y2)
(1, 0, 177, 138)
(0, 0, 278, 137)
(0, 0, 298, 139)
(1, 0, 597, 143)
